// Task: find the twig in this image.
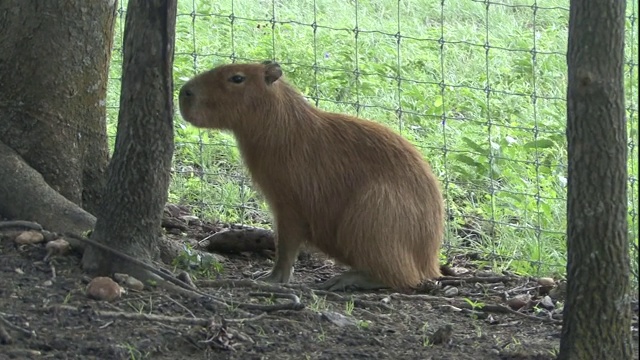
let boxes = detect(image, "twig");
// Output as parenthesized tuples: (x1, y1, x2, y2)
(0, 315, 34, 338)
(44, 304, 267, 326)
(438, 276, 514, 286)
(0, 220, 43, 231)
(49, 262, 57, 280)
(163, 294, 197, 318)
(457, 302, 562, 325)
(240, 292, 305, 312)
(0, 323, 12, 344)
(63, 232, 192, 288)
(197, 279, 296, 294)
(310, 290, 395, 312)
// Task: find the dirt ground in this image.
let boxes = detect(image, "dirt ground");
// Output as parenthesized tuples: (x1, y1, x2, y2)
(1, 212, 638, 360)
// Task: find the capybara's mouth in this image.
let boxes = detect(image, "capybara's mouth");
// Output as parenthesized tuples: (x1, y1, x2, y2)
(181, 111, 215, 129)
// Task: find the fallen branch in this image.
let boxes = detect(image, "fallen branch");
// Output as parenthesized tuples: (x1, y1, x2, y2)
(0, 314, 34, 339)
(381, 293, 562, 325)
(310, 289, 395, 312)
(0, 220, 43, 231)
(438, 276, 515, 286)
(197, 279, 296, 294)
(201, 227, 275, 255)
(45, 304, 267, 325)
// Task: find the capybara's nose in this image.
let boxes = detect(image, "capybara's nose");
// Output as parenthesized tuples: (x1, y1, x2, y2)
(180, 85, 193, 99)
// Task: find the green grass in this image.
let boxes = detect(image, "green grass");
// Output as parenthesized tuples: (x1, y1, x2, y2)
(106, 0, 639, 279)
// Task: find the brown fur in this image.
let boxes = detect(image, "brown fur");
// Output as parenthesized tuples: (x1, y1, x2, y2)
(178, 61, 444, 289)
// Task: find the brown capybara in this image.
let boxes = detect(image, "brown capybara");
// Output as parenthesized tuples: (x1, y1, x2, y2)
(178, 61, 444, 291)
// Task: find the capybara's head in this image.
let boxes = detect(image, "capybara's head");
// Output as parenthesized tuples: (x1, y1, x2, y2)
(178, 61, 284, 130)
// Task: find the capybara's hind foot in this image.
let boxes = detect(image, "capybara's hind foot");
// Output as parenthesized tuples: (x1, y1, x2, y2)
(316, 270, 389, 292)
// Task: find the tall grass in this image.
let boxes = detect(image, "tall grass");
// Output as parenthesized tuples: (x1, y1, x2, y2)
(106, 0, 639, 279)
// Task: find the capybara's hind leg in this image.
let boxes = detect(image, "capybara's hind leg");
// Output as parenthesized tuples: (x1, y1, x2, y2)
(316, 270, 389, 292)
(261, 211, 309, 284)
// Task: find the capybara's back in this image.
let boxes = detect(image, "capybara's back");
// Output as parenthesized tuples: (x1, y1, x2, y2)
(179, 61, 444, 290)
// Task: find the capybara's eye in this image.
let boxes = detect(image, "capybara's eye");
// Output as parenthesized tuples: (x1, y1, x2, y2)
(229, 75, 246, 84)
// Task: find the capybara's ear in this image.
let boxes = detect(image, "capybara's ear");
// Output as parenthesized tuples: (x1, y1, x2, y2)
(264, 62, 283, 85)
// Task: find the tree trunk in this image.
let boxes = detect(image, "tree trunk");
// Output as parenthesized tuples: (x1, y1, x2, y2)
(559, 0, 632, 359)
(81, 0, 177, 280)
(0, 141, 96, 242)
(0, 1, 115, 217)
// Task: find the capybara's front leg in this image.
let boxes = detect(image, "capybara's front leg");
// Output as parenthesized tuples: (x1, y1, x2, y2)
(316, 270, 389, 292)
(261, 213, 308, 284)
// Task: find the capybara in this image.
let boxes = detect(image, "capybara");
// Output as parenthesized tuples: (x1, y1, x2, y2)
(178, 61, 444, 291)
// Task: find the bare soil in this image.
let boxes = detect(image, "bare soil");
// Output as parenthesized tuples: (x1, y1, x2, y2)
(1, 214, 638, 360)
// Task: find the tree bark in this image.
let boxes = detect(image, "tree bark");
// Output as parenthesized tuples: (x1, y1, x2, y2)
(0, 141, 96, 242)
(0, 1, 115, 217)
(82, 0, 177, 280)
(559, 0, 632, 358)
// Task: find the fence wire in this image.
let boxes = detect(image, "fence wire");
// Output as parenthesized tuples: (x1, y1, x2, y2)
(106, 0, 638, 279)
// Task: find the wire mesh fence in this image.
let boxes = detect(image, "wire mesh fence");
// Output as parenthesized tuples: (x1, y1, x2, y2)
(106, 0, 639, 280)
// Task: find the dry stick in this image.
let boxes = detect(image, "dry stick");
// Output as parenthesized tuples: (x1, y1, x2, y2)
(198, 279, 296, 294)
(199, 279, 393, 312)
(244, 292, 304, 312)
(63, 232, 191, 289)
(163, 294, 197, 319)
(49, 263, 57, 280)
(386, 293, 561, 325)
(200, 279, 395, 312)
(310, 289, 395, 312)
(0, 323, 12, 345)
(46, 304, 266, 325)
(0, 220, 43, 231)
(63, 233, 291, 317)
(63, 232, 232, 307)
(438, 276, 515, 286)
(465, 303, 562, 325)
(0, 315, 33, 338)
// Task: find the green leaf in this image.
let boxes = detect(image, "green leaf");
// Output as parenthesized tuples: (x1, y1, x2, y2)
(433, 95, 443, 108)
(523, 139, 556, 149)
(461, 137, 489, 156)
(455, 154, 483, 169)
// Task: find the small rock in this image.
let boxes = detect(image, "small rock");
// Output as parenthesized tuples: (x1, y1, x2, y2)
(380, 296, 391, 304)
(179, 215, 200, 224)
(429, 324, 453, 345)
(537, 277, 556, 294)
(45, 239, 70, 259)
(537, 277, 555, 287)
(443, 286, 459, 297)
(507, 294, 531, 310)
(539, 295, 555, 310)
(549, 281, 567, 300)
(15, 268, 24, 275)
(320, 311, 357, 327)
(113, 273, 144, 291)
(14, 231, 44, 245)
(43, 280, 53, 287)
(449, 267, 470, 276)
(86, 277, 124, 302)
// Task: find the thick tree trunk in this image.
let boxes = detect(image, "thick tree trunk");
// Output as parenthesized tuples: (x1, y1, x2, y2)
(0, 141, 96, 242)
(82, 0, 177, 280)
(0, 1, 115, 216)
(559, 0, 632, 359)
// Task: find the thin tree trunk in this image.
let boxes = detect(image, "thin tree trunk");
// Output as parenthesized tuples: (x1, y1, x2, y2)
(559, 0, 632, 358)
(82, 0, 177, 280)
